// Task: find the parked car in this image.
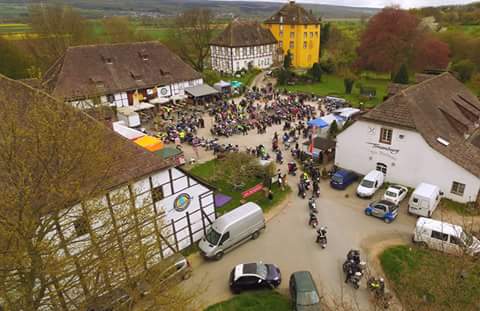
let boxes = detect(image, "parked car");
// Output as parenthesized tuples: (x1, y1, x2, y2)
(289, 271, 322, 311)
(408, 183, 443, 217)
(199, 202, 265, 260)
(365, 200, 398, 223)
(356, 170, 384, 198)
(229, 262, 281, 294)
(330, 169, 358, 190)
(413, 217, 480, 257)
(86, 253, 191, 311)
(383, 184, 408, 205)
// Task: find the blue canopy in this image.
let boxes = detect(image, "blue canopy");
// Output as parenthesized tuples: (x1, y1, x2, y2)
(307, 118, 329, 128)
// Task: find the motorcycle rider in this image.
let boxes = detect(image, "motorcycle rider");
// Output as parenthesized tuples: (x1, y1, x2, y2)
(308, 196, 317, 212)
(369, 277, 385, 296)
(313, 180, 320, 197)
(316, 226, 327, 244)
(309, 212, 318, 227)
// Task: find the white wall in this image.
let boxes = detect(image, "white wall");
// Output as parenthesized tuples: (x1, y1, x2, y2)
(210, 44, 275, 74)
(335, 120, 480, 203)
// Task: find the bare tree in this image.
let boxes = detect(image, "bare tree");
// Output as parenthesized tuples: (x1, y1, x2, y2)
(0, 76, 201, 310)
(166, 9, 216, 72)
(27, 2, 93, 70)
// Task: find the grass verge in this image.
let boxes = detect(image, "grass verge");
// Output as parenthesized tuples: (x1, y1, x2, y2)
(204, 290, 290, 311)
(439, 198, 480, 216)
(280, 74, 390, 108)
(189, 159, 291, 215)
(380, 245, 480, 311)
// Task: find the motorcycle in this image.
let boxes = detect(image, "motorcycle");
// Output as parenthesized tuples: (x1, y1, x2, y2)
(298, 183, 306, 199)
(288, 162, 297, 176)
(308, 197, 318, 213)
(316, 226, 327, 248)
(309, 212, 318, 228)
(343, 251, 366, 289)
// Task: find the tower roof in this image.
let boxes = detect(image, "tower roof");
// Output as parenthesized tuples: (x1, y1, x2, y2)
(264, 1, 319, 25)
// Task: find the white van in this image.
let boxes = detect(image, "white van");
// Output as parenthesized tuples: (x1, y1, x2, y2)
(356, 170, 384, 198)
(413, 217, 480, 257)
(408, 183, 443, 217)
(198, 202, 265, 260)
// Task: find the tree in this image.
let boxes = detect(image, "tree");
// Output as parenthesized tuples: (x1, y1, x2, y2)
(309, 63, 322, 82)
(277, 69, 292, 86)
(324, 25, 357, 73)
(284, 50, 293, 70)
(102, 16, 144, 43)
(166, 9, 215, 72)
(27, 2, 93, 69)
(0, 38, 32, 79)
(393, 64, 409, 84)
(319, 22, 331, 57)
(328, 120, 339, 138)
(414, 35, 450, 71)
(356, 7, 449, 74)
(344, 78, 355, 94)
(0, 77, 201, 311)
(451, 60, 476, 82)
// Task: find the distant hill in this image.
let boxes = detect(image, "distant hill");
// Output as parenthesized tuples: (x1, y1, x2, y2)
(0, 0, 380, 20)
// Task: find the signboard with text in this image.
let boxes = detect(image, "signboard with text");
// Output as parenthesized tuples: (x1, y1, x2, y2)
(242, 183, 263, 199)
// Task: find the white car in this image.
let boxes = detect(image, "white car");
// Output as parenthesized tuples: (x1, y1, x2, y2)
(383, 185, 408, 205)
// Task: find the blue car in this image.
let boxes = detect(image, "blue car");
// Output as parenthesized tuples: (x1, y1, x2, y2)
(330, 169, 358, 190)
(365, 200, 398, 223)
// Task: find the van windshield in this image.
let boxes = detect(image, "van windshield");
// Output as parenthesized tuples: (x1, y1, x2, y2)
(361, 180, 374, 188)
(205, 228, 221, 245)
(332, 175, 343, 183)
(461, 232, 474, 247)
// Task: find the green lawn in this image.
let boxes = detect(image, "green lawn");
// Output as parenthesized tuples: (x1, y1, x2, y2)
(380, 245, 480, 311)
(205, 291, 291, 311)
(439, 198, 480, 216)
(189, 159, 291, 215)
(281, 74, 390, 108)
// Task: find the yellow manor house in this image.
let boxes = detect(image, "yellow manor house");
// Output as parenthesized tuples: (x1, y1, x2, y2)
(264, 0, 321, 69)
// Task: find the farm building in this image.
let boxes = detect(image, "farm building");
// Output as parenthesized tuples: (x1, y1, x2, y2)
(335, 73, 480, 204)
(0, 74, 215, 310)
(210, 19, 278, 74)
(42, 41, 204, 109)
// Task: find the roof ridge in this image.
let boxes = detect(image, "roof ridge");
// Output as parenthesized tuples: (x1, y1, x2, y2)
(66, 41, 162, 51)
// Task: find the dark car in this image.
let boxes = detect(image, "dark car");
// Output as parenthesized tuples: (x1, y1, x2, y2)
(330, 169, 358, 190)
(229, 262, 281, 294)
(365, 200, 398, 223)
(289, 271, 322, 311)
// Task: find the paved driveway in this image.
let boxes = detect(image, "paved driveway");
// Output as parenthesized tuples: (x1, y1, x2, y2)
(182, 128, 417, 310)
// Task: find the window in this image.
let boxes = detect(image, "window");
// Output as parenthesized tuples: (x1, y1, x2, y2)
(279, 40, 283, 47)
(304, 32, 307, 39)
(220, 232, 230, 245)
(249, 47, 253, 55)
(303, 41, 307, 49)
(450, 235, 462, 245)
(431, 230, 448, 241)
(379, 128, 393, 144)
(289, 41, 294, 49)
(376, 162, 387, 174)
(73, 217, 88, 237)
(451, 182, 465, 196)
(290, 32, 295, 39)
(280, 30, 284, 37)
(107, 94, 115, 103)
(310, 32, 314, 38)
(152, 186, 164, 203)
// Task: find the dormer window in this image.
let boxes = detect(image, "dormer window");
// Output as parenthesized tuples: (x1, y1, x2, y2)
(101, 55, 113, 64)
(130, 71, 143, 81)
(139, 50, 149, 61)
(90, 77, 104, 89)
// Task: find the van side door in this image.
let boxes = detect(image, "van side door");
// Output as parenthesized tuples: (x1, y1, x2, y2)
(448, 235, 464, 255)
(219, 232, 231, 249)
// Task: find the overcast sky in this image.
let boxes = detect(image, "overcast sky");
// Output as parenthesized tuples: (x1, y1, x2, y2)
(219, 0, 475, 9)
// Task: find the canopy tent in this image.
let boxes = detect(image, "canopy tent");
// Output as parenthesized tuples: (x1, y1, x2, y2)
(134, 135, 164, 152)
(171, 94, 188, 101)
(231, 81, 243, 88)
(307, 118, 329, 128)
(333, 107, 361, 120)
(112, 121, 145, 140)
(214, 80, 231, 89)
(321, 113, 345, 125)
(184, 84, 219, 98)
(150, 97, 170, 104)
